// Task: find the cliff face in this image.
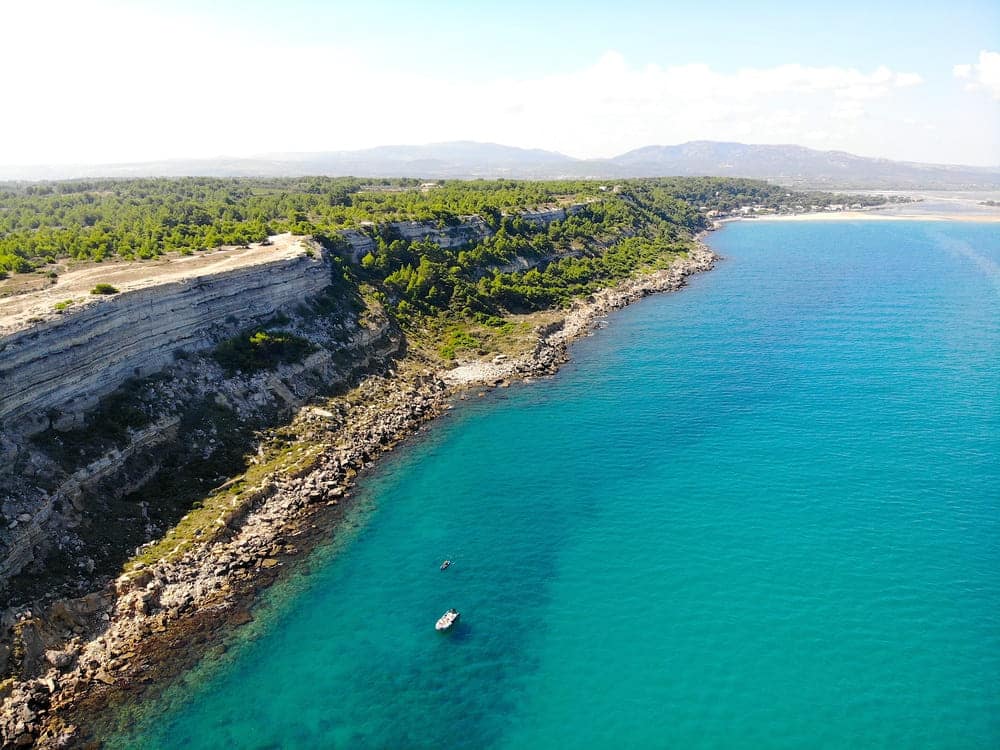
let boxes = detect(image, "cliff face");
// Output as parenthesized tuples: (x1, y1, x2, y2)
(393, 216, 493, 247)
(0, 240, 337, 594)
(0, 209, 568, 438)
(340, 206, 584, 262)
(0, 310, 398, 592)
(0, 208, 587, 594)
(0, 251, 330, 436)
(340, 216, 493, 262)
(340, 229, 376, 263)
(519, 204, 585, 226)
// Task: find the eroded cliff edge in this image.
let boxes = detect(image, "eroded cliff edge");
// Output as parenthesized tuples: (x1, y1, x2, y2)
(0, 207, 714, 748)
(0, 206, 596, 599)
(0, 237, 330, 434)
(0, 235, 355, 594)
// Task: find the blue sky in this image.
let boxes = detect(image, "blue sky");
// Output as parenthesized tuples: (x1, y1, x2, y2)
(177, 0, 998, 77)
(2, 0, 998, 165)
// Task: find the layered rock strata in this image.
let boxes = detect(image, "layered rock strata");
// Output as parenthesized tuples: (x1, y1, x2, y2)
(0, 295, 396, 594)
(0, 250, 330, 436)
(0, 209, 587, 593)
(340, 205, 584, 262)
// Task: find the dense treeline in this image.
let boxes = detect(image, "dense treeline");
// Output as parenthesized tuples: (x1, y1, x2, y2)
(0, 177, 603, 276)
(346, 176, 877, 323)
(0, 176, 873, 278)
(358, 187, 695, 321)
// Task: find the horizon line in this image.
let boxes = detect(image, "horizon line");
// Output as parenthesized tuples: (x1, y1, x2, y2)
(1, 140, 999, 174)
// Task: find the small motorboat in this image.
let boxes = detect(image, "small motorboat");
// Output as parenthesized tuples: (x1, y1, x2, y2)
(435, 608, 460, 631)
(440, 560, 451, 570)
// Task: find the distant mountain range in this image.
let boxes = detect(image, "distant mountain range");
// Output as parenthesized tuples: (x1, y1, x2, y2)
(3, 141, 999, 190)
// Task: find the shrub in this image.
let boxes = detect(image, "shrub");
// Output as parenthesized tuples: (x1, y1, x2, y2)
(439, 327, 480, 360)
(31, 379, 154, 468)
(213, 329, 316, 374)
(90, 283, 119, 295)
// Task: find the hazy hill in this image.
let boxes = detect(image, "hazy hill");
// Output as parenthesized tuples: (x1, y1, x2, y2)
(256, 141, 577, 179)
(2, 141, 998, 189)
(610, 141, 1000, 189)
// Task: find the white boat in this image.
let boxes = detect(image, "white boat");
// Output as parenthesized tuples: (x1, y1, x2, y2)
(440, 559, 451, 570)
(435, 608, 460, 631)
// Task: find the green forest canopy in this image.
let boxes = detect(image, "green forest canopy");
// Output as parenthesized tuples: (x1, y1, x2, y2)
(0, 176, 880, 279)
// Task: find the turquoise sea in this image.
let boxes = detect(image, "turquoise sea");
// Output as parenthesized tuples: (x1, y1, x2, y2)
(109, 221, 1000, 749)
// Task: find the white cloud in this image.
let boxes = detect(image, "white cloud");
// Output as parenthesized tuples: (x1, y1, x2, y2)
(954, 50, 1000, 100)
(0, 1, 948, 165)
(455, 53, 924, 157)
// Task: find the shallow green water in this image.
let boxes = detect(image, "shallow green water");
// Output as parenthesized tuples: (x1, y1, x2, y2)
(110, 221, 1000, 749)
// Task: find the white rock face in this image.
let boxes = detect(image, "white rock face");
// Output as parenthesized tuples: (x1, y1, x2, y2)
(392, 216, 492, 247)
(0, 204, 596, 591)
(0, 252, 330, 435)
(340, 229, 376, 262)
(519, 207, 568, 226)
(519, 204, 587, 227)
(339, 207, 585, 262)
(340, 217, 493, 262)
(0, 207, 588, 438)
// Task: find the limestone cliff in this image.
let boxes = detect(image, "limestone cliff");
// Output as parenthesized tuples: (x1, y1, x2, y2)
(339, 205, 583, 262)
(0, 250, 329, 436)
(0, 207, 586, 599)
(339, 217, 492, 263)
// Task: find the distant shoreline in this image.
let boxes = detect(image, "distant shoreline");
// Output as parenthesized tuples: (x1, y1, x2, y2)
(750, 211, 1000, 223)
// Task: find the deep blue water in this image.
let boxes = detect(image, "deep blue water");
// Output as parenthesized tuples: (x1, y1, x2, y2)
(110, 221, 1000, 749)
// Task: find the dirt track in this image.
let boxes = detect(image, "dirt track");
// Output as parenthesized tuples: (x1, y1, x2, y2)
(0, 234, 310, 336)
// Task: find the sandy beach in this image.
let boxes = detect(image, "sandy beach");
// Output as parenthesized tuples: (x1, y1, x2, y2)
(754, 211, 1000, 223)
(749, 194, 1000, 223)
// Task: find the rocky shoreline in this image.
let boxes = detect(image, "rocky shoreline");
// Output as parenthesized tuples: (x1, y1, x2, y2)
(0, 243, 716, 749)
(444, 242, 717, 386)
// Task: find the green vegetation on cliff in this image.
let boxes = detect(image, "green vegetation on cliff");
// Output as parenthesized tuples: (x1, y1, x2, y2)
(0, 175, 886, 608)
(1, 175, 887, 359)
(213, 329, 317, 375)
(0, 176, 881, 278)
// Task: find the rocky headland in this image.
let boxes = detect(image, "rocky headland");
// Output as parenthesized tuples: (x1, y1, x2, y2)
(0, 213, 715, 747)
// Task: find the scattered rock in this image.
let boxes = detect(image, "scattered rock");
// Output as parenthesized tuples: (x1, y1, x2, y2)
(45, 650, 75, 670)
(94, 670, 116, 686)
